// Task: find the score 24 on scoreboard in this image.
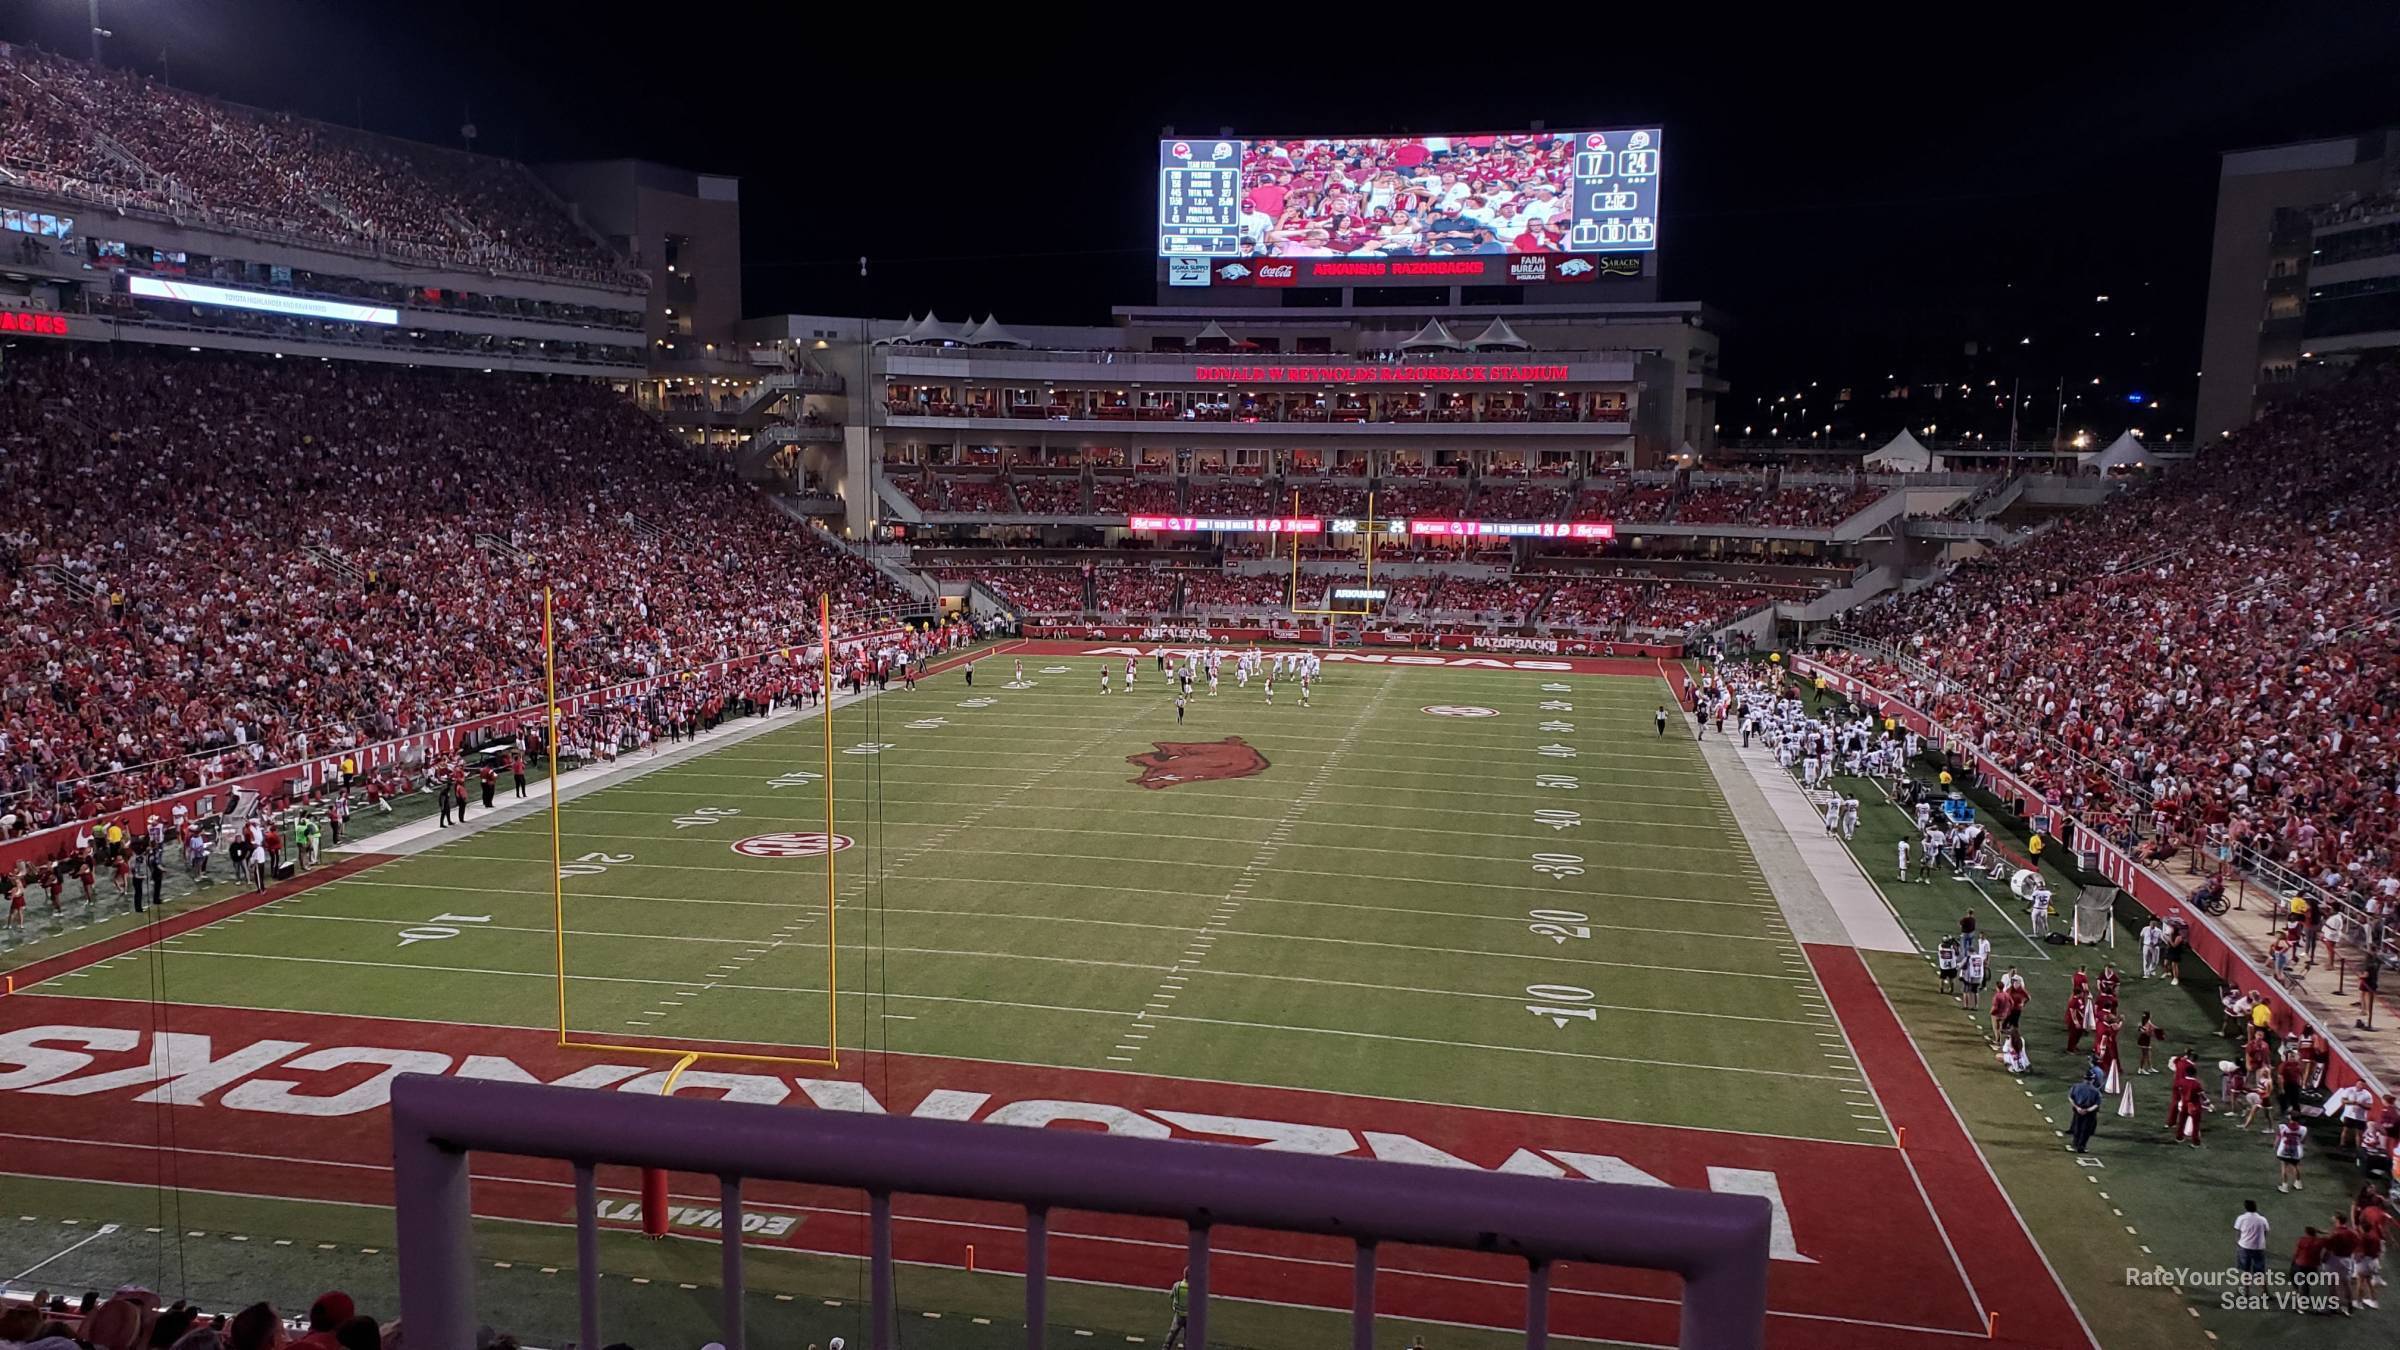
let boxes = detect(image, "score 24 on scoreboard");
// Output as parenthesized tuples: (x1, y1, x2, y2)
(1157, 129, 1662, 276)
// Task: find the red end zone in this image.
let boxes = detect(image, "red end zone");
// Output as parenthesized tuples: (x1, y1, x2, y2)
(0, 990, 2077, 1348)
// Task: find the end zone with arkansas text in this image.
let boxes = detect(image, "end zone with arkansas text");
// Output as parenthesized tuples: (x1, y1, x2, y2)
(0, 991, 2082, 1349)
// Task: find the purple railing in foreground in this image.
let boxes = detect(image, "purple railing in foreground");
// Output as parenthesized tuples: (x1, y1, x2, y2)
(391, 1074, 1772, 1350)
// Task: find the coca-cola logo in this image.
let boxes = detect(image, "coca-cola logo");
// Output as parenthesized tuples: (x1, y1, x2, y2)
(1254, 262, 1298, 286)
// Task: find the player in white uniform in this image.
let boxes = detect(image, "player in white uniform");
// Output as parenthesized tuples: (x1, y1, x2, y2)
(1207, 668, 1219, 697)
(1100, 665, 1111, 695)
(1823, 797, 1843, 834)
(1263, 674, 1274, 706)
(2029, 882, 2053, 936)
(1126, 655, 1137, 687)
(1841, 795, 1860, 840)
(1897, 838, 1912, 883)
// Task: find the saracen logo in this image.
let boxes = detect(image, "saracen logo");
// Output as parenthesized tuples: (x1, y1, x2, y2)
(1126, 736, 1270, 789)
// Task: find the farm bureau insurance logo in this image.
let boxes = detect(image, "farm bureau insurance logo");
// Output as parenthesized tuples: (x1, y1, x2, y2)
(1423, 705, 1500, 718)
(732, 832, 854, 858)
(1126, 736, 1269, 790)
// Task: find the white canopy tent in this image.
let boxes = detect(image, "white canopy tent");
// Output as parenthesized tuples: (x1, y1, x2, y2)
(1192, 320, 1237, 348)
(897, 312, 963, 345)
(871, 315, 918, 346)
(1464, 317, 1530, 351)
(1863, 430, 1939, 472)
(964, 315, 1029, 348)
(2078, 430, 2150, 472)
(1399, 318, 1465, 351)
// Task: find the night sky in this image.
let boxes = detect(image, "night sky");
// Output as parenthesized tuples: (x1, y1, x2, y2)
(7, 2, 2400, 442)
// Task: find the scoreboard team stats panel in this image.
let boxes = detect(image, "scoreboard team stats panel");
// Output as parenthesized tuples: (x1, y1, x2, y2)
(1157, 129, 1662, 263)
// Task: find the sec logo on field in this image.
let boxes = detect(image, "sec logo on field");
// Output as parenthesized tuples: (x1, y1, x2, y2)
(1422, 705, 1500, 718)
(731, 832, 854, 858)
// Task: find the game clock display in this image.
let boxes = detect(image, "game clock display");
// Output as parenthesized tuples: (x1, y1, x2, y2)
(1157, 128, 1662, 259)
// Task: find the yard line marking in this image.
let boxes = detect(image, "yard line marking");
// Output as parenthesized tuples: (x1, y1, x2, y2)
(1189, 967, 1810, 1026)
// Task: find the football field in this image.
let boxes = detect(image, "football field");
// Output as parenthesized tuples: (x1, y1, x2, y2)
(0, 643, 2089, 1350)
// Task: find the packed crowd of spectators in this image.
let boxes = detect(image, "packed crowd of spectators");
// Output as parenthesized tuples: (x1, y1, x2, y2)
(1183, 572, 1288, 611)
(1092, 569, 1182, 615)
(1090, 475, 1179, 515)
(1421, 576, 1550, 624)
(1674, 481, 1884, 527)
(0, 48, 631, 283)
(1835, 364, 2400, 899)
(0, 347, 906, 832)
(1186, 479, 1279, 515)
(1365, 479, 1467, 518)
(927, 564, 1085, 615)
(1535, 576, 1778, 634)
(936, 476, 1013, 513)
(1473, 480, 1570, 520)
(1011, 475, 1084, 514)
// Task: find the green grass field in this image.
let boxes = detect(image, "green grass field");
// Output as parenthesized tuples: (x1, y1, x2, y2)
(0, 651, 2162, 1350)
(50, 657, 1863, 1136)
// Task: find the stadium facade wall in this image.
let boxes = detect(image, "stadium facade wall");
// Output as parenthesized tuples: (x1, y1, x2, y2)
(1024, 623, 1679, 657)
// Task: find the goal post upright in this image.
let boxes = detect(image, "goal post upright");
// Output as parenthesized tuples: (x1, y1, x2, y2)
(821, 592, 840, 1068)
(541, 585, 842, 1070)
(1289, 487, 1378, 618)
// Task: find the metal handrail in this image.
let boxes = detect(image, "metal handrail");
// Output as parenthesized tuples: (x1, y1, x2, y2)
(391, 1074, 1771, 1350)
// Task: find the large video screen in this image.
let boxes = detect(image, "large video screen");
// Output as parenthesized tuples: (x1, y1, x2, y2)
(1158, 129, 1660, 260)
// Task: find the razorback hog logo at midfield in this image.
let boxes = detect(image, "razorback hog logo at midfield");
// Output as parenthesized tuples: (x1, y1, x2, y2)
(1126, 736, 1268, 789)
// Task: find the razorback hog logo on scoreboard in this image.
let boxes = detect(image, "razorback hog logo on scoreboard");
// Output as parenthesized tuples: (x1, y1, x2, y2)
(1126, 737, 1269, 789)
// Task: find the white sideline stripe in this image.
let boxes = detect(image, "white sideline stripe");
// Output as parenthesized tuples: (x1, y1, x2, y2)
(68, 950, 1845, 1079)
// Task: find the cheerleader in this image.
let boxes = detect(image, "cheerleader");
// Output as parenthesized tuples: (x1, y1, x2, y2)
(2244, 1031, 2276, 1127)
(2177, 1077, 2208, 1148)
(2001, 1028, 2031, 1074)
(2064, 991, 2089, 1053)
(2135, 1013, 2161, 1074)
(2166, 1049, 2198, 1140)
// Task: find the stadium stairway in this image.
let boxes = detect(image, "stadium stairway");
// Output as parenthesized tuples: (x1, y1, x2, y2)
(873, 470, 927, 524)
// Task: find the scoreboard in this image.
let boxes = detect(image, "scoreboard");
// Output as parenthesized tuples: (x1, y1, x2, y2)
(1158, 139, 1245, 256)
(1156, 127, 1663, 266)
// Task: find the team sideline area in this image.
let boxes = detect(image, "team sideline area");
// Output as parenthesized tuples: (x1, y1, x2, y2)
(6, 644, 2095, 1350)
